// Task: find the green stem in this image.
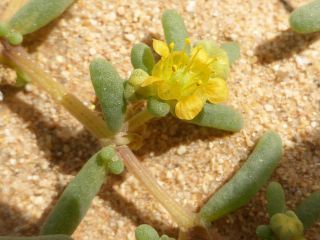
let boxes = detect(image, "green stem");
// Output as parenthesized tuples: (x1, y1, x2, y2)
(126, 108, 154, 132)
(117, 145, 198, 230)
(2, 42, 112, 139)
(1, 40, 198, 230)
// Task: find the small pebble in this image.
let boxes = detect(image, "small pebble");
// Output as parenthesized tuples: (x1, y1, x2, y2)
(124, 33, 135, 42)
(264, 104, 274, 112)
(186, 1, 196, 12)
(177, 145, 187, 155)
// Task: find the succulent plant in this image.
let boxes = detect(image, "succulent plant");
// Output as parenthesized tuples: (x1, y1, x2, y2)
(256, 182, 320, 240)
(0, 1, 286, 239)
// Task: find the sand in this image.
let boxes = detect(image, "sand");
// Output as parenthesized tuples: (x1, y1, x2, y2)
(0, 0, 320, 239)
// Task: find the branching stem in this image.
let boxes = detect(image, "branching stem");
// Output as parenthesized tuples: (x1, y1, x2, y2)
(117, 145, 199, 230)
(1, 41, 199, 230)
(2, 42, 112, 139)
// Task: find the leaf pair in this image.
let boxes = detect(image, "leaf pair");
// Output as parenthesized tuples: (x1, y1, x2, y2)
(40, 146, 123, 235)
(257, 182, 320, 240)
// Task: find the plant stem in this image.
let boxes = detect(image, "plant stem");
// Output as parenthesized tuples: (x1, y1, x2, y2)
(117, 145, 198, 230)
(2, 42, 112, 139)
(1, 41, 199, 230)
(126, 108, 154, 132)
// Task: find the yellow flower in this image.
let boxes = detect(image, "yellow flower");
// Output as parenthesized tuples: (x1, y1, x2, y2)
(136, 39, 229, 120)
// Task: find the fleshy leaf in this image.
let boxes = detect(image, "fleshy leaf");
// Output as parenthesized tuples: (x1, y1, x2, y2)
(8, 0, 74, 35)
(147, 97, 170, 117)
(123, 81, 137, 101)
(187, 103, 243, 132)
(267, 182, 287, 217)
(221, 42, 240, 65)
(135, 224, 160, 240)
(90, 58, 126, 133)
(200, 131, 282, 223)
(256, 225, 274, 240)
(40, 148, 111, 235)
(295, 191, 320, 229)
(161, 9, 189, 51)
(15, 69, 31, 87)
(290, 0, 320, 33)
(131, 43, 155, 74)
(160, 235, 175, 240)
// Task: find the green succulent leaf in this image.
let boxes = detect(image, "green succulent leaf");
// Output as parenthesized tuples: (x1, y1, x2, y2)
(131, 43, 155, 74)
(135, 224, 160, 240)
(267, 182, 287, 217)
(107, 157, 124, 175)
(5, 31, 23, 45)
(147, 97, 170, 117)
(90, 58, 126, 133)
(97, 146, 116, 165)
(160, 235, 175, 240)
(187, 103, 244, 132)
(15, 69, 31, 87)
(96, 146, 124, 174)
(200, 131, 282, 223)
(40, 148, 111, 235)
(270, 211, 304, 240)
(123, 81, 137, 101)
(128, 69, 149, 87)
(161, 9, 189, 51)
(0, 22, 23, 45)
(221, 42, 240, 65)
(256, 225, 274, 240)
(290, 0, 320, 33)
(8, 0, 74, 35)
(0, 236, 72, 240)
(0, 22, 9, 37)
(295, 191, 320, 229)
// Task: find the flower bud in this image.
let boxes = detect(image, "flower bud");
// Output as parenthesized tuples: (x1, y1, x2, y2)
(270, 211, 304, 240)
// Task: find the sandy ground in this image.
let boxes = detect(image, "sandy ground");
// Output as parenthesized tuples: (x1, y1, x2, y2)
(0, 0, 320, 239)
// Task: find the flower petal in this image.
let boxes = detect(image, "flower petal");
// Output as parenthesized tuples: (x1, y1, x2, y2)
(141, 76, 162, 87)
(158, 81, 180, 100)
(204, 77, 228, 103)
(153, 39, 169, 58)
(190, 46, 211, 66)
(175, 94, 205, 120)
